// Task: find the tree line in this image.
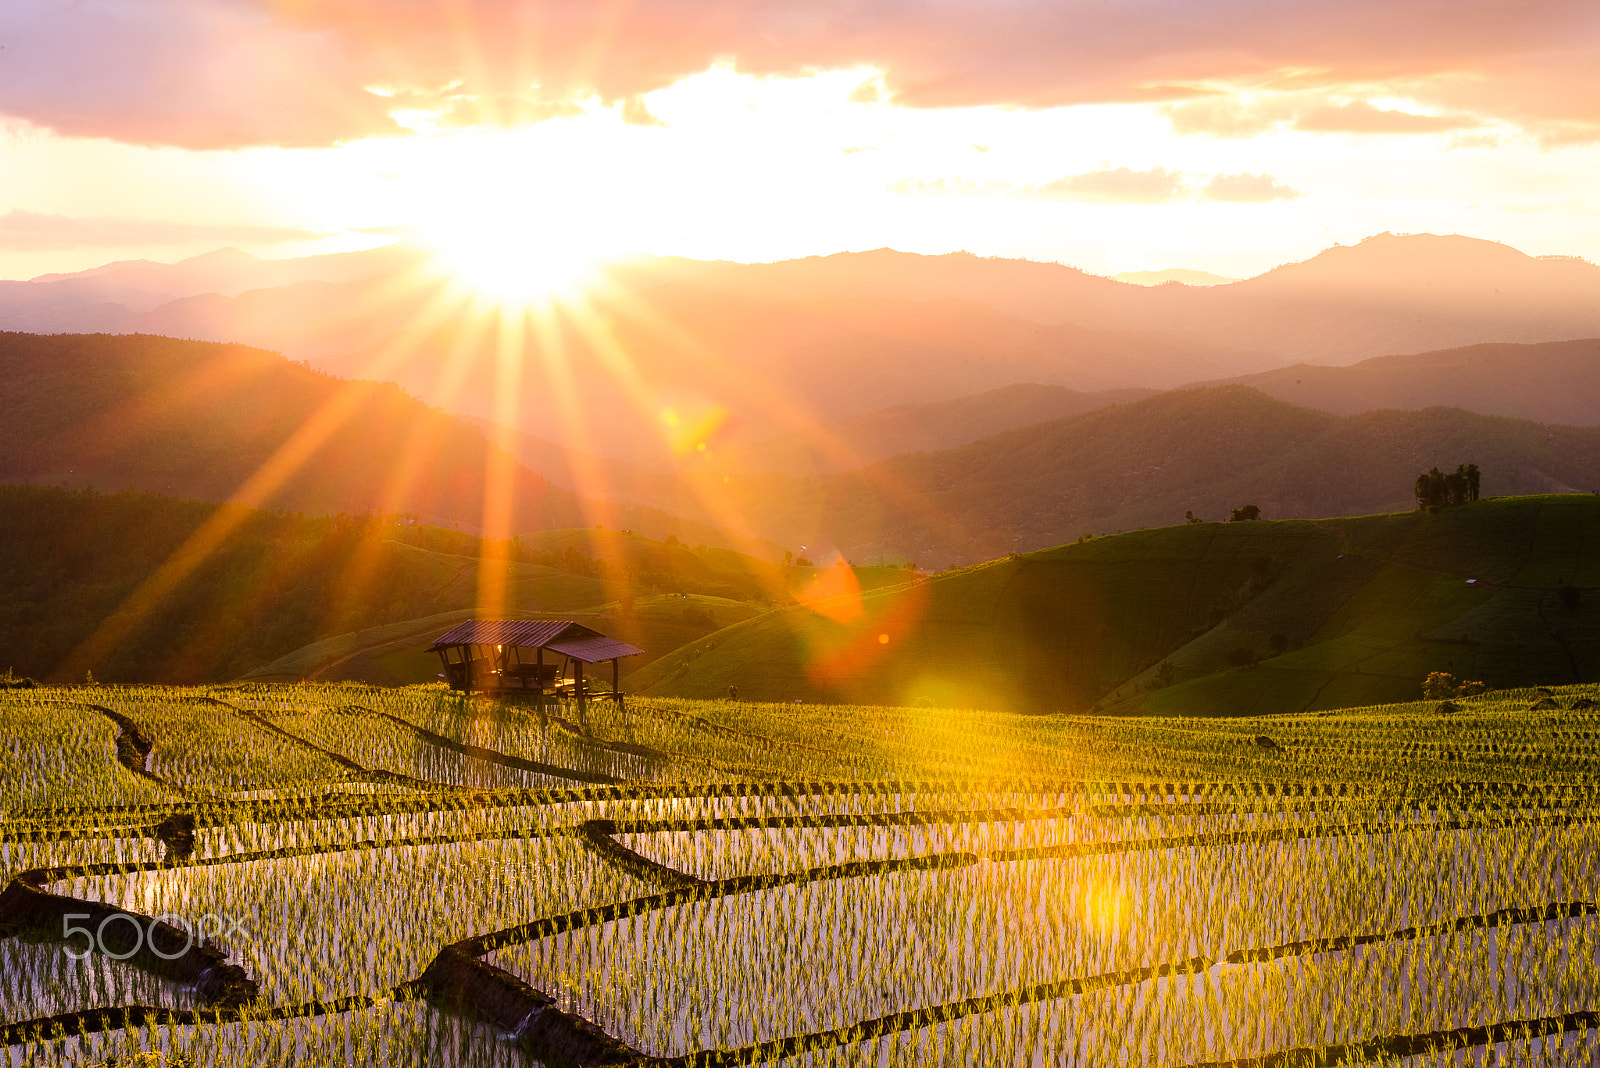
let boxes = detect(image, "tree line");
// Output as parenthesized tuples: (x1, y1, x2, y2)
(1415, 464, 1481, 511)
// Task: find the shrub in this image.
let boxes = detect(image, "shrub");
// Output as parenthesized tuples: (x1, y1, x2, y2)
(1421, 671, 1459, 700)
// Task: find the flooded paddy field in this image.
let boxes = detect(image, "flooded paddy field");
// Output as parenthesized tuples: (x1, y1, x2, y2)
(5, 681, 1600, 1065)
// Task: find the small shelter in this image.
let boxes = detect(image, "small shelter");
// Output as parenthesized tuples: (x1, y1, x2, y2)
(429, 619, 644, 709)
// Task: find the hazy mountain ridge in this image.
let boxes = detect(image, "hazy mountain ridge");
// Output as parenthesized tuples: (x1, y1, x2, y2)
(8, 233, 1600, 464)
(721, 383, 1159, 475)
(717, 386, 1600, 565)
(1211, 338, 1600, 427)
(661, 233, 1600, 363)
(0, 331, 743, 549)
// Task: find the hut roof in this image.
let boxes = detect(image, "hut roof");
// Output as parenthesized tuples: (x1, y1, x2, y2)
(428, 619, 644, 663)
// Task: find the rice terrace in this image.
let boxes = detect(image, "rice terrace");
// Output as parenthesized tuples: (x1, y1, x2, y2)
(5, 491, 1600, 1066)
(7, 0, 1600, 1062)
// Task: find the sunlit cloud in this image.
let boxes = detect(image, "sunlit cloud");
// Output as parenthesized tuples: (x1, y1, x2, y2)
(1293, 100, 1482, 135)
(891, 169, 1302, 208)
(1199, 173, 1302, 203)
(4, 0, 1598, 151)
(1165, 94, 1484, 139)
(1038, 168, 1187, 205)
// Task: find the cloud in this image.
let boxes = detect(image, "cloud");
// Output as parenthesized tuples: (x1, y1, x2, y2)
(1, 0, 1596, 147)
(620, 96, 667, 127)
(0, 211, 323, 252)
(1292, 100, 1480, 134)
(1167, 95, 1480, 138)
(1164, 98, 1288, 139)
(0, 1, 402, 148)
(1038, 168, 1187, 205)
(894, 169, 1301, 206)
(1200, 173, 1302, 203)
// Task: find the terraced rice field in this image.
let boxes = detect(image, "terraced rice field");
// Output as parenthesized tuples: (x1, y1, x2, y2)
(4, 681, 1600, 1065)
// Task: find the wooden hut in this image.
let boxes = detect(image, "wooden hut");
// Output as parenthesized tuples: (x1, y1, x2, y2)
(429, 620, 644, 710)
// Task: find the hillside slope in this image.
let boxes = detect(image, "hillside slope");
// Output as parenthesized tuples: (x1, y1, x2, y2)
(0, 485, 792, 684)
(0, 485, 605, 682)
(731, 385, 1600, 565)
(626, 495, 1600, 716)
(0, 331, 755, 548)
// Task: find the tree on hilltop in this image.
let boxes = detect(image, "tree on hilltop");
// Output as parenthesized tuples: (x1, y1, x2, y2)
(1414, 463, 1481, 511)
(1228, 504, 1260, 522)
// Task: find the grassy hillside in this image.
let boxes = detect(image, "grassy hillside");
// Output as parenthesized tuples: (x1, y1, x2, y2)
(626, 494, 1600, 716)
(0, 484, 770, 684)
(732, 385, 1600, 565)
(243, 592, 764, 685)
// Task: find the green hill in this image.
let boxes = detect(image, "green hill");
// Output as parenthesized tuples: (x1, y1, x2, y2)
(242, 592, 765, 685)
(0, 484, 766, 684)
(625, 494, 1600, 716)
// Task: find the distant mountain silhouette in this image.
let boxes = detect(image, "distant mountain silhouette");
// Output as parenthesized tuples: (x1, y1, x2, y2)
(311, 294, 1261, 463)
(669, 234, 1600, 363)
(721, 383, 1158, 474)
(8, 232, 1600, 465)
(0, 332, 722, 545)
(1211, 339, 1600, 426)
(0, 244, 424, 325)
(478, 383, 1157, 495)
(1111, 269, 1237, 286)
(714, 385, 1600, 565)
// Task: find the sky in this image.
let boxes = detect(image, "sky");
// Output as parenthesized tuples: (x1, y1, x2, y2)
(2, 0, 1599, 283)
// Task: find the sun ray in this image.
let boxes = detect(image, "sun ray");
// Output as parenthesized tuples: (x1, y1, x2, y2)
(56, 262, 484, 679)
(474, 304, 531, 621)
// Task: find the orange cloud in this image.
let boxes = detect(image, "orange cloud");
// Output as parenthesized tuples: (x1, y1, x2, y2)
(1200, 173, 1302, 203)
(1167, 95, 1482, 139)
(1038, 168, 1187, 205)
(1164, 98, 1288, 139)
(1293, 100, 1481, 134)
(1, 0, 1596, 148)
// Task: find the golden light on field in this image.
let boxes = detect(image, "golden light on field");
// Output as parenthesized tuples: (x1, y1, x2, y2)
(1081, 872, 1130, 939)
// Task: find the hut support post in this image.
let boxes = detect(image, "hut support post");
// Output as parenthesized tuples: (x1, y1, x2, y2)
(575, 660, 586, 727)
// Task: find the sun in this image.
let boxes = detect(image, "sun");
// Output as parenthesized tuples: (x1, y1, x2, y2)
(421, 215, 606, 306)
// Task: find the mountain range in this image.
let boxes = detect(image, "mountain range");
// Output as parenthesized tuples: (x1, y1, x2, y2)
(13, 328, 1600, 572)
(8, 232, 1600, 471)
(707, 385, 1600, 565)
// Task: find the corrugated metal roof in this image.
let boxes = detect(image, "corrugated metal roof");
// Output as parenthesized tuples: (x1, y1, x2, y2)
(546, 634, 646, 664)
(428, 619, 583, 651)
(428, 619, 644, 662)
